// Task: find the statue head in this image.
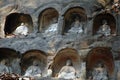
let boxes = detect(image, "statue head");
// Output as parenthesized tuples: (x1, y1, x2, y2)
(21, 22, 25, 26)
(95, 62, 104, 68)
(33, 60, 39, 66)
(102, 20, 107, 25)
(52, 18, 57, 23)
(66, 59, 72, 66)
(74, 17, 80, 22)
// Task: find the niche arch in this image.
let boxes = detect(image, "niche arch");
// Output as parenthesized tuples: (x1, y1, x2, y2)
(21, 49, 47, 75)
(38, 8, 59, 32)
(50, 48, 81, 77)
(86, 47, 114, 79)
(0, 47, 20, 74)
(4, 13, 33, 35)
(0, 47, 20, 61)
(61, 7, 87, 34)
(93, 13, 116, 35)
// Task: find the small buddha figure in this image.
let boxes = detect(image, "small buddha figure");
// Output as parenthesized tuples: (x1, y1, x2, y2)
(24, 60, 42, 77)
(44, 17, 58, 37)
(0, 59, 12, 74)
(68, 17, 84, 34)
(92, 63, 108, 80)
(97, 20, 111, 37)
(5, 23, 28, 38)
(13, 22, 28, 36)
(58, 59, 76, 79)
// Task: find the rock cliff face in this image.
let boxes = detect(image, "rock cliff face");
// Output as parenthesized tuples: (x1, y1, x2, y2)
(0, 0, 120, 80)
(0, 0, 95, 54)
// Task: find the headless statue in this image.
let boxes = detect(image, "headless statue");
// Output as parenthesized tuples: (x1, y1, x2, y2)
(5, 23, 28, 38)
(68, 17, 83, 34)
(58, 59, 76, 79)
(44, 18, 58, 37)
(24, 60, 42, 77)
(13, 23, 28, 36)
(0, 59, 12, 74)
(97, 20, 111, 37)
(92, 63, 108, 80)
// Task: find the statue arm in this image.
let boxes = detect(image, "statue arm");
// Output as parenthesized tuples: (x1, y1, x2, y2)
(72, 67, 76, 73)
(58, 66, 66, 74)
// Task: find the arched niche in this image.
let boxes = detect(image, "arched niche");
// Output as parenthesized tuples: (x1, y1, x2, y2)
(21, 50, 47, 75)
(38, 8, 59, 32)
(93, 13, 116, 35)
(86, 47, 114, 79)
(62, 7, 87, 34)
(0, 48, 20, 74)
(0, 47, 20, 61)
(4, 13, 33, 35)
(50, 48, 81, 77)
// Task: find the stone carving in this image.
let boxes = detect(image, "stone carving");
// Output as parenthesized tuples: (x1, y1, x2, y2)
(10, 58, 21, 74)
(0, 59, 12, 74)
(43, 18, 58, 37)
(58, 59, 76, 79)
(13, 23, 28, 36)
(97, 20, 111, 37)
(68, 17, 84, 34)
(46, 69, 52, 77)
(5, 22, 29, 38)
(24, 60, 42, 77)
(112, 0, 120, 13)
(92, 63, 108, 80)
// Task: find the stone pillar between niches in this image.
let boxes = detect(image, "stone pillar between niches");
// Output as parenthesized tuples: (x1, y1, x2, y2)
(115, 14, 120, 36)
(32, 15, 38, 33)
(42, 66, 48, 77)
(86, 19, 93, 36)
(114, 61, 119, 80)
(58, 16, 64, 35)
(114, 61, 117, 80)
(0, 17, 5, 38)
